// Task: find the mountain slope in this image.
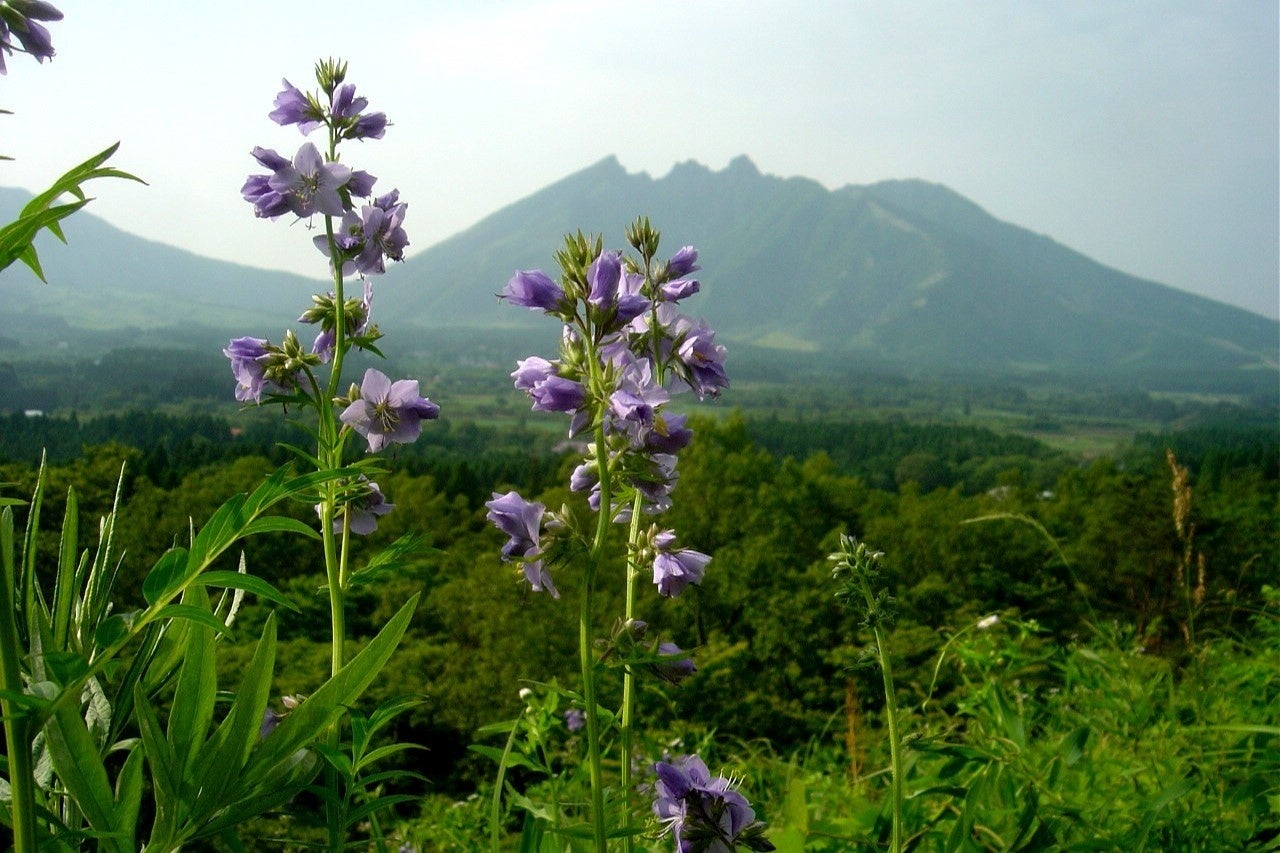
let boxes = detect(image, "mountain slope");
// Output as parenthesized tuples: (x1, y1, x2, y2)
(2, 160, 1275, 394)
(376, 156, 1275, 389)
(0, 187, 320, 351)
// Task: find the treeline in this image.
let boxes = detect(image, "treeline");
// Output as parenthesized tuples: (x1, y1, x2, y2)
(0, 410, 1275, 794)
(746, 415, 1057, 493)
(0, 408, 566, 505)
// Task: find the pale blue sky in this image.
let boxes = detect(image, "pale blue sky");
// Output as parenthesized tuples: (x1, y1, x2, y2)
(3, 1, 1277, 318)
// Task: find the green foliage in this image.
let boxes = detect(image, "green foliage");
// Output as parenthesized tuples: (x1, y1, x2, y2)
(3, 403, 1275, 848)
(757, 615, 1280, 850)
(0, 461, 421, 850)
(0, 143, 144, 283)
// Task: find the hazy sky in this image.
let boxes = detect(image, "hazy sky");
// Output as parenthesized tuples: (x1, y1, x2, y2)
(4, 1, 1277, 318)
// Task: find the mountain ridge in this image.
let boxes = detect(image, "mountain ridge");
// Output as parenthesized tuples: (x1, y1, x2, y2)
(1, 158, 1275, 394)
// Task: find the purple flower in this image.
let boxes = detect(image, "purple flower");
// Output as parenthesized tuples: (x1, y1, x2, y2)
(652, 531, 710, 597)
(351, 111, 388, 140)
(223, 336, 275, 403)
(0, 1, 61, 73)
(328, 82, 389, 140)
(675, 316, 729, 399)
(630, 453, 679, 515)
(511, 356, 556, 391)
(502, 270, 566, 313)
(485, 491, 559, 598)
(652, 754, 773, 852)
(330, 83, 367, 119)
(340, 368, 439, 452)
(665, 245, 701, 279)
(486, 490, 543, 558)
(587, 251, 622, 307)
(653, 642, 696, 685)
(522, 561, 559, 598)
(564, 708, 585, 732)
(348, 169, 377, 198)
(324, 478, 394, 535)
(569, 460, 598, 493)
(645, 412, 694, 455)
(315, 189, 409, 275)
(241, 147, 294, 218)
(529, 375, 585, 414)
(607, 359, 670, 446)
(587, 251, 647, 326)
(660, 278, 700, 302)
(267, 142, 352, 218)
(250, 145, 291, 171)
(268, 78, 323, 134)
(311, 328, 336, 363)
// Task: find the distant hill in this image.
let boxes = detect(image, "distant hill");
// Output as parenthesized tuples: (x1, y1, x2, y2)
(377, 155, 1277, 392)
(2, 160, 1276, 394)
(0, 187, 318, 355)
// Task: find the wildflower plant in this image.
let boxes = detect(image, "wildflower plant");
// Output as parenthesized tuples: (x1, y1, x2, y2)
(830, 534, 904, 853)
(483, 220, 767, 850)
(223, 58, 439, 847)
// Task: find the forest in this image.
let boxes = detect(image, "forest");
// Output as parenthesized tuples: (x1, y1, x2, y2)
(2, 399, 1275, 849)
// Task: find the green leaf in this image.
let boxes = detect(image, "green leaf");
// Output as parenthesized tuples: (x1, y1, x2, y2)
(188, 614, 277, 828)
(93, 611, 136, 650)
(42, 687, 117, 833)
(113, 745, 145, 850)
(475, 718, 520, 737)
(134, 683, 180, 845)
(167, 586, 216, 779)
(343, 793, 421, 828)
(1061, 726, 1089, 766)
(152, 604, 231, 637)
(246, 595, 419, 776)
(240, 515, 319, 539)
(0, 142, 144, 280)
(312, 741, 354, 781)
(349, 533, 432, 588)
(195, 570, 299, 612)
(51, 486, 78, 649)
(142, 548, 189, 606)
(353, 741, 423, 774)
(469, 744, 544, 774)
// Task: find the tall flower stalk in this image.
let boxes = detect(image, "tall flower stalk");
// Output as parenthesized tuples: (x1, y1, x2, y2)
(233, 59, 434, 851)
(831, 535, 904, 853)
(485, 219, 733, 849)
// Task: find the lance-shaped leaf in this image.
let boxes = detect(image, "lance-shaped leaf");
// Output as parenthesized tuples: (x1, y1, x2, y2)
(0, 143, 145, 281)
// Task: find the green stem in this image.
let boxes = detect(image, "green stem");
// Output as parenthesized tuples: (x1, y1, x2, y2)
(317, 137, 349, 851)
(0, 510, 38, 852)
(489, 716, 522, 852)
(618, 490, 645, 853)
(870, 619, 904, 853)
(580, 419, 613, 853)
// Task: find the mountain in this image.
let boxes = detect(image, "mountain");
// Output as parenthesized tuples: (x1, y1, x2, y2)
(378, 155, 1277, 391)
(0, 187, 318, 354)
(2, 161, 1276, 394)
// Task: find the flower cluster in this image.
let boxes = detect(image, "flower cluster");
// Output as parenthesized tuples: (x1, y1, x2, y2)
(226, 62, 438, 538)
(316, 475, 394, 535)
(487, 221, 726, 596)
(241, 60, 407, 277)
(0, 0, 61, 74)
(222, 331, 313, 403)
(652, 755, 775, 852)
